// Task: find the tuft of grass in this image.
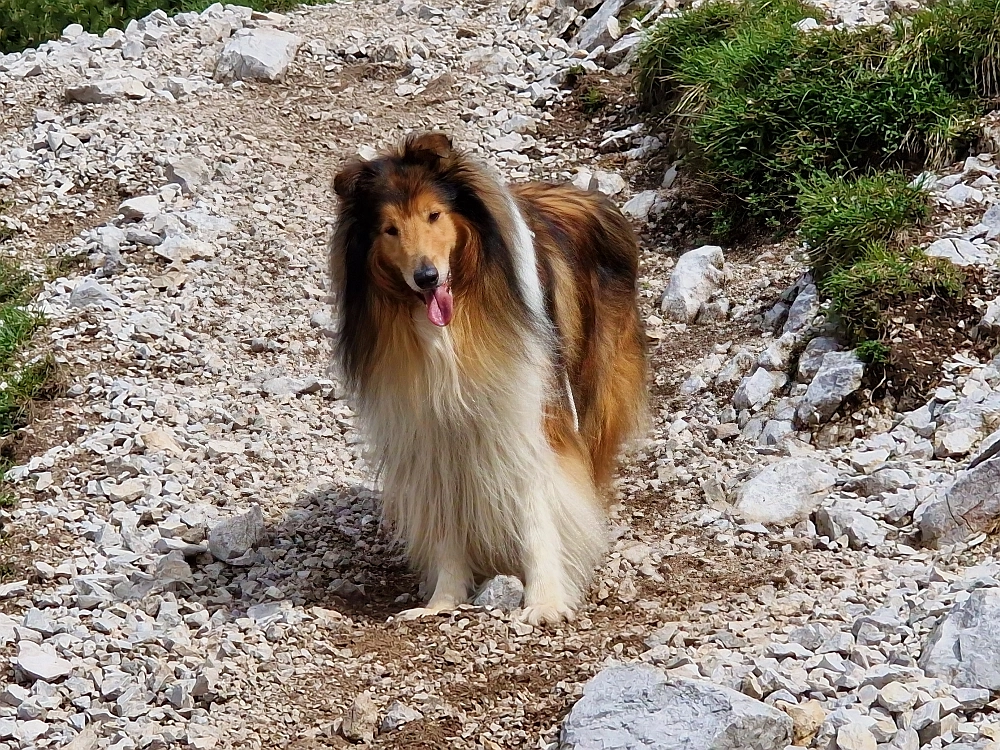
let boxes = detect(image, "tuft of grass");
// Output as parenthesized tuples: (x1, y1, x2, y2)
(0, 230, 58, 511)
(45, 252, 88, 281)
(580, 86, 608, 114)
(0, 355, 62, 435)
(637, 0, 998, 355)
(856, 339, 891, 364)
(899, 0, 1000, 100)
(0, 202, 13, 246)
(796, 172, 930, 277)
(819, 243, 964, 338)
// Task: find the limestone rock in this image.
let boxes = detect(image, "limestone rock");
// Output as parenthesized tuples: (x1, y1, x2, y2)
(68, 278, 121, 309)
(165, 157, 212, 194)
(575, 0, 626, 51)
(660, 245, 725, 323)
(783, 282, 819, 335)
(920, 587, 1000, 690)
(797, 337, 841, 382)
(736, 457, 838, 525)
(119, 195, 160, 221)
(215, 28, 302, 82)
(733, 369, 787, 412)
(621, 190, 657, 221)
(380, 701, 423, 733)
(925, 237, 994, 266)
(66, 77, 148, 103)
(15, 643, 73, 683)
(473, 575, 524, 612)
(933, 392, 1000, 458)
(919, 456, 1000, 548)
(342, 691, 379, 743)
(208, 505, 266, 562)
(796, 350, 865, 426)
(560, 664, 792, 750)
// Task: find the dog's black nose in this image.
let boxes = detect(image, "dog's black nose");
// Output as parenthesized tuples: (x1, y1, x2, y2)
(413, 264, 439, 290)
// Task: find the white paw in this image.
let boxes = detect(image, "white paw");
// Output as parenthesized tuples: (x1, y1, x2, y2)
(390, 605, 452, 623)
(519, 603, 575, 626)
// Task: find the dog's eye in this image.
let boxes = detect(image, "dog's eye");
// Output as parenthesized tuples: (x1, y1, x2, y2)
(428, 212, 440, 223)
(385, 226, 399, 236)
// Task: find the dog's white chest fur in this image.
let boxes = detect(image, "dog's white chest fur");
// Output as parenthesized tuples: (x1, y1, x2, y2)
(359, 323, 605, 608)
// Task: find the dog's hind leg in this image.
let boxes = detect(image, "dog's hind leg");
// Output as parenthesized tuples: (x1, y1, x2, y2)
(395, 536, 472, 621)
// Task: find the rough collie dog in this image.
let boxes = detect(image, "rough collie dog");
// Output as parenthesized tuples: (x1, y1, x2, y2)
(329, 132, 646, 625)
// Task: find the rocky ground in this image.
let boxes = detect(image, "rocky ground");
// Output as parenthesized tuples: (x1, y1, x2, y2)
(2, 0, 1000, 749)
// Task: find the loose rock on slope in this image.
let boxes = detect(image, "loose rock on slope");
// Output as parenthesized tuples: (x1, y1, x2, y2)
(560, 664, 793, 750)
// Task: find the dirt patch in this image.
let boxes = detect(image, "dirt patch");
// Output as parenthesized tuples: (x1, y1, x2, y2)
(868, 269, 995, 411)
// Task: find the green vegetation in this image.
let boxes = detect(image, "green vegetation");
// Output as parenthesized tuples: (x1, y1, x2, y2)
(0, 0, 313, 53)
(855, 339, 892, 364)
(0, 260, 60, 435)
(637, 0, 999, 348)
(580, 86, 608, 114)
(0, 255, 63, 510)
(795, 172, 930, 277)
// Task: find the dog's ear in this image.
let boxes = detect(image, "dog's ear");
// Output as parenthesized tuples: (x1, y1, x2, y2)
(333, 159, 371, 200)
(404, 132, 453, 162)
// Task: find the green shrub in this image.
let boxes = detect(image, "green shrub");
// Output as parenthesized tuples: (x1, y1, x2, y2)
(0, 259, 61, 437)
(796, 172, 930, 277)
(819, 242, 963, 337)
(899, 0, 1000, 100)
(637, 0, 997, 353)
(0, 0, 312, 54)
(1, 0, 174, 53)
(637, 0, 994, 223)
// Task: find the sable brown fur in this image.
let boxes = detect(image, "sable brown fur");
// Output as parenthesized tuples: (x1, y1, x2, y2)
(329, 132, 647, 625)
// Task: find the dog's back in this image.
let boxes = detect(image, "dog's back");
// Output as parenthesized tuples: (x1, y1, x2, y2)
(514, 182, 648, 488)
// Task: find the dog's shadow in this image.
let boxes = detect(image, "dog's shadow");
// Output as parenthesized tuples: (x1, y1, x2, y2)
(194, 482, 421, 623)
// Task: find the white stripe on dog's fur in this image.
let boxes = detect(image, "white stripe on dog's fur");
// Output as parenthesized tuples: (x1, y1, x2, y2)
(564, 371, 579, 432)
(504, 194, 546, 323)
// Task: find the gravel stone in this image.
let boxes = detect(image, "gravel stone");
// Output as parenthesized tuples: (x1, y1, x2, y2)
(920, 587, 1000, 690)
(473, 575, 524, 611)
(15, 643, 73, 683)
(207, 505, 266, 561)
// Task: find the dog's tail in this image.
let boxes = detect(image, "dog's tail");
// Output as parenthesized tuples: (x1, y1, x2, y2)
(579, 213, 649, 489)
(581, 293, 648, 488)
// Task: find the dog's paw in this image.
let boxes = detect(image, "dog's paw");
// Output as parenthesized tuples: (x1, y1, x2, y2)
(519, 603, 575, 626)
(390, 606, 451, 623)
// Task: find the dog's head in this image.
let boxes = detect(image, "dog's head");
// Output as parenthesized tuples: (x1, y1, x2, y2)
(332, 132, 466, 327)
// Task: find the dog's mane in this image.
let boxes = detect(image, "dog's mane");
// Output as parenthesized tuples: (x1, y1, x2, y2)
(330, 134, 544, 389)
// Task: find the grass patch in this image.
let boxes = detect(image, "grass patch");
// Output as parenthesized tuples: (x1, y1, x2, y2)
(637, 0, 987, 221)
(45, 251, 88, 281)
(619, 3, 651, 28)
(637, 0, 999, 350)
(820, 242, 964, 338)
(796, 172, 930, 276)
(0, 0, 320, 53)
(0, 257, 62, 508)
(856, 339, 892, 364)
(580, 86, 608, 114)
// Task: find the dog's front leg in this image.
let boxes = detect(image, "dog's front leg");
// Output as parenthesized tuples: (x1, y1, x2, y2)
(395, 537, 471, 621)
(521, 503, 575, 626)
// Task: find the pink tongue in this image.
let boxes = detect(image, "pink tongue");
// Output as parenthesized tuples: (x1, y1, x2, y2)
(426, 286, 454, 327)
